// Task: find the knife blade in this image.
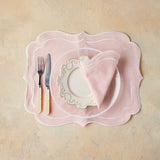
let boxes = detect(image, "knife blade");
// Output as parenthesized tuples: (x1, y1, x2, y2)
(44, 53, 51, 115)
(45, 54, 51, 88)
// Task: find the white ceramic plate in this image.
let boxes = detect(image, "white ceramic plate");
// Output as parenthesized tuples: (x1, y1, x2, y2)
(57, 56, 97, 109)
(57, 56, 121, 109)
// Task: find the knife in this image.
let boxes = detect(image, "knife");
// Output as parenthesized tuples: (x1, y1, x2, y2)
(44, 54, 51, 115)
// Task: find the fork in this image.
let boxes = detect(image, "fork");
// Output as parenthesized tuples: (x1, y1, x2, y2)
(38, 57, 45, 87)
(36, 56, 44, 113)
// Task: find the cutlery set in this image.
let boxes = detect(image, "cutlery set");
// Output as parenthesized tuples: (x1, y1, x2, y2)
(36, 54, 51, 115)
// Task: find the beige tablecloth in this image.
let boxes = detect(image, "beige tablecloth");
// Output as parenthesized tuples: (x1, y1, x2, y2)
(0, 0, 160, 159)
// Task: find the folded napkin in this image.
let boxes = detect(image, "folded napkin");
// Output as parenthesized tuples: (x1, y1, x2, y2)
(24, 31, 143, 126)
(80, 50, 120, 109)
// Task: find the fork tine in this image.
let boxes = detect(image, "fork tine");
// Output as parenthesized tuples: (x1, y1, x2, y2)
(37, 58, 39, 69)
(37, 56, 44, 70)
(42, 58, 44, 69)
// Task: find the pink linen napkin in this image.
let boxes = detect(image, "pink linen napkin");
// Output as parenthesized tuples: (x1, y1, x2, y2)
(80, 50, 120, 109)
(24, 31, 143, 126)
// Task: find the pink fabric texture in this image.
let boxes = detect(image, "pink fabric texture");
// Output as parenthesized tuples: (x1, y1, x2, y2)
(80, 50, 120, 109)
(24, 31, 143, 126)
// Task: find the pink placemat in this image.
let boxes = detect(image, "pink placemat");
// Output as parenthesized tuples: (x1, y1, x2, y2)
(24, 31, 143, 126)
